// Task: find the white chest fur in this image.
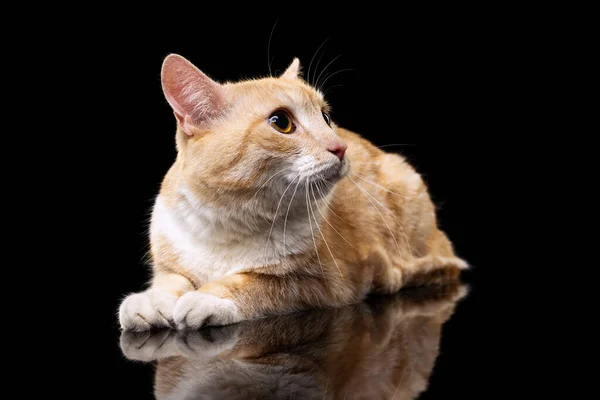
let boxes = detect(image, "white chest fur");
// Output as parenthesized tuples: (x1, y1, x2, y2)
(150, 192, 316, 284)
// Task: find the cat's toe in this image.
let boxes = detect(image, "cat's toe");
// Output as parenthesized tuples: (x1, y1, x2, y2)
(119, 290, 177, 331)
(175, 324, 241, 358)
(120, 329, 178, 361)
(439, 256, 469, 270)
(173, 292, 240, 330)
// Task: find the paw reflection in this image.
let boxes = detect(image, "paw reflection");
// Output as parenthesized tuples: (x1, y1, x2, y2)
(120, 323, 241, 361)
(120, 282, 468, 399)
(120, 329, 179, 362)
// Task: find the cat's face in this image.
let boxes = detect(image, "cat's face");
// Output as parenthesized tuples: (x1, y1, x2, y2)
(161, 55, 349, 205)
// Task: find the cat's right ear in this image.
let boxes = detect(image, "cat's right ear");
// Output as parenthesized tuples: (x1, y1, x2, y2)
(281, 58, 301, 80)
(161, 54, 226, 135)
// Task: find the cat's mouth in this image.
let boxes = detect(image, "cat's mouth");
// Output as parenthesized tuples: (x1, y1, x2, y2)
(313, 159, 349, 183)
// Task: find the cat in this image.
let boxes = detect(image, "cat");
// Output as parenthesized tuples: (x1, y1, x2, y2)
(118, 53, 468, 331)
(120, 282, 467, 399)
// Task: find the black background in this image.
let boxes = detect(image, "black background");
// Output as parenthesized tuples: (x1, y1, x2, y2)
(76, 11, 549, 398)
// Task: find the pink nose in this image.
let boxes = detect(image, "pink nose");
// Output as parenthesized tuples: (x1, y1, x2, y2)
(328, 142, 347, 161)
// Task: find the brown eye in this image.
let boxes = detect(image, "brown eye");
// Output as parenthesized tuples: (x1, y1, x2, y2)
(322, 111, 331, 127)
(268, 110, 294, 134)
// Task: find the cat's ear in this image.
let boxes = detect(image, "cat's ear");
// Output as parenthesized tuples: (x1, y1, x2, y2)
(161, 54, 226, 135)
(281, 58, 301, 80)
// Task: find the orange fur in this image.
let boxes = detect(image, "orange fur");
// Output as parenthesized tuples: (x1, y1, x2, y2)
(118, 54, 468, 331)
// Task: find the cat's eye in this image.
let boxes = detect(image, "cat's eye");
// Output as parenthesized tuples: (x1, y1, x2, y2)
(322, 111, 331, 127)
(268, 110, 294, 134)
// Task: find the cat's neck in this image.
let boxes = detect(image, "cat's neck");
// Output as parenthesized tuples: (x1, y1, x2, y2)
(153, 183, 327, 256)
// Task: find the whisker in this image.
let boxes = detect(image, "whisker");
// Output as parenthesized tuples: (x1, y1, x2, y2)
(344, 161, 384, 165)
(250, 166, 294, 201)
(283, 177, 303, 252)
(318, 68, 355, 93)
(306, 178, 325, 277)
(345, 144, 414, 161)
(351, 172, 408, 199)
(311, 49, 328, 87)
(376, 143, 416, 148)
(267, 18, 278, 77)
(311, 182, 358, 251)
(267, 175, 300, 246)
(316, 179, 354, 226)
(310, 184, 344, 278)
(392, 365, 414, 399)
(314, 55, 341, 91)
(349, 175, 412, 253)
(323, 84, 344, 96)
(348, 176, 402, 254)
(307, 37, 330, 86)
(315, 178, 328, 198)
(350, 144, 416, 152)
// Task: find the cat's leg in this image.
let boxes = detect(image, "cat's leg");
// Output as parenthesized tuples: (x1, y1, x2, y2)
(401, 230, 469, 288)
(172, 273, 349, 329)
(371, 254, 467, 294)
(119, 272, 194, 331)
(401, 255, 468, 288)
(369, 235, 468, 294)
(369, 250, 405, 295)
(373, 262, 464, 294)
(371, 264, 404, 294)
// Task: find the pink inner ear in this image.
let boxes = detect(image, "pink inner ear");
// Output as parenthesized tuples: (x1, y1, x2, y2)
(161, 54, 224, 128)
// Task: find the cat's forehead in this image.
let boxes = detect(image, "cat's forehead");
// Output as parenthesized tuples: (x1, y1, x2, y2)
(226, 78, 327, 112)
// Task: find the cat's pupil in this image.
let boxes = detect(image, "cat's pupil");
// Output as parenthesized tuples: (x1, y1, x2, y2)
(269, 111, 293, 133)
(271, 115, 287, 129)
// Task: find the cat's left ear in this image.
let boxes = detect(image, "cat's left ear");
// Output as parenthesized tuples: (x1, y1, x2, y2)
(281, 58, 301, 80)
(161, 54, 226, 135)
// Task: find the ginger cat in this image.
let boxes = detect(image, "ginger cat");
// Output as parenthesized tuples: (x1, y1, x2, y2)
(118, 54, 468, 331)
(120, 283, 468, 399)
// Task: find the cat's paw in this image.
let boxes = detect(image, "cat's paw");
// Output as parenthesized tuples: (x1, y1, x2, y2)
(176, 324, 241, 358)
(119, 289, 177, 331)
(173, 292, 241, 330)
(120, 329, 180, 362)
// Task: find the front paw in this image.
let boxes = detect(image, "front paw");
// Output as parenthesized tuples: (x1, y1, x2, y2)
(120, 329, 180, 362)
(173, 292, 240, 330)
(176, 324, 241, 358)
(119, 289, 177, 331)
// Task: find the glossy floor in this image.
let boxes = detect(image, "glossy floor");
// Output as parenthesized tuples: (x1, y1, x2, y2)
(111, 279, 492, 399)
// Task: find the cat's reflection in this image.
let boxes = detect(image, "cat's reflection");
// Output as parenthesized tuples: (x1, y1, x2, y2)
(120, 283, 468, 400)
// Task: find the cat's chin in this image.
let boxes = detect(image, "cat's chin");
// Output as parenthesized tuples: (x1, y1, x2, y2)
(314, 159, 349, 184)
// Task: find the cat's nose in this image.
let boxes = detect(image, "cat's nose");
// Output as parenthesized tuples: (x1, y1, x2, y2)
(327, 141, 347, 161)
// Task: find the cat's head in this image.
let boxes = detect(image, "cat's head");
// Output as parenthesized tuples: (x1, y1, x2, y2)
(160, 54, 349, 207)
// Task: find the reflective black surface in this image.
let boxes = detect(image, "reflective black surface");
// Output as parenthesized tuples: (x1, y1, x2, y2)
(111, 282, 479, 399)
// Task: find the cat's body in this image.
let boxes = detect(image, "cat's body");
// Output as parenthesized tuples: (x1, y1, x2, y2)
(119, 54, 467, 330)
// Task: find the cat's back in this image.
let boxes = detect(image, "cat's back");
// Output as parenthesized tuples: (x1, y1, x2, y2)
(337, 127, 425, 196)
(327, 127, 439, 262)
